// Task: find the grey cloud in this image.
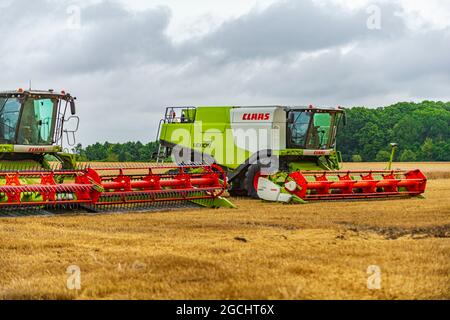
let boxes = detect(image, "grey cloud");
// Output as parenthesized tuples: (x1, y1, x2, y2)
(0, 0, 408, 74)
(47, 2, 175, 73)
(193, 1, 406, 61)
(0, 0, 176, 75)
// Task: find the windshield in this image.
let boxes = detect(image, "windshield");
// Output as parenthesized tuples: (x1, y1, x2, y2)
(0, 96, 57, 145)
(288, 111, 311, 148)
(287, 111, 338, 149)
(0, 97, 21, 143)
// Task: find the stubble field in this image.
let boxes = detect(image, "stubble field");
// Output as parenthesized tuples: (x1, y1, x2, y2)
(0, 162, 449, 300)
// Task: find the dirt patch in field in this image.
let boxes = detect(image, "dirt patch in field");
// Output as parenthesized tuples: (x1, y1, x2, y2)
(338, 222, 450, 240)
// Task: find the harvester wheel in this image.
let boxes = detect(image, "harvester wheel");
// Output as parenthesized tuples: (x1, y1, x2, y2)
(244, 164, 263, 199)
(229, 179, 247, 196)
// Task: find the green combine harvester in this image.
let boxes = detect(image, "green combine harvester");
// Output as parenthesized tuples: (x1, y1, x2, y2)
(0, 89, 233, 216)
(0, 89, 79, 170)
(158, 106, 427, 203)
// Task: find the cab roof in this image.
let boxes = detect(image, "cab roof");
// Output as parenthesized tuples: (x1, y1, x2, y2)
(0, 89, 75, 101)
(223, 105, 345, 112)
(286, 105, 344, 112)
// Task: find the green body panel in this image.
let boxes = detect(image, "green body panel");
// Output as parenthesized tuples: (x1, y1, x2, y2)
(288, 162, 327, 171)
(161, 106, 252, 169)
(276, 149, 305, 156)
(195, 106, 233, 122)
(0, 145, 14, 153)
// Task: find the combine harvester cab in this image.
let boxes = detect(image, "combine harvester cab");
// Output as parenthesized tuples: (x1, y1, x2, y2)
(0, 89, 234, 216)
(157, 105, 427, 203)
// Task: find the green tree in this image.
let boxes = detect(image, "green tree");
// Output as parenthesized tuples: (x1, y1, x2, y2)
(420, 138, 434, 161)
(106, 153, 119, 162)
(375, 150, 391, 162)
(337, 101, 450, 161)
(399, 149, 416, 162)
(73, 143, 88, 161)
(351, 154, 362, 162)
(432, 141, 450, 161)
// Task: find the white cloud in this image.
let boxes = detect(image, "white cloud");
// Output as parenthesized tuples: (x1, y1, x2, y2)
(316, 0, 450, 30)
(396, 0, 450, 30)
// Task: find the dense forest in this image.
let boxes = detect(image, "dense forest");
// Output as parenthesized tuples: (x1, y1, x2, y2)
(337, 101, 450, 162)
(75, 101, 450, 162)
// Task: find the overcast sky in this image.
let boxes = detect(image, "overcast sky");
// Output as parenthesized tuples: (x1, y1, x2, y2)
(1, 0, 449, 145)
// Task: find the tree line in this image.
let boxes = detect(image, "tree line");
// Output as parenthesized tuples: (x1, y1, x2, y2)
(74, 141, 159, 162)
(337, 101, 450, 162)
(74, 101, 450, 162)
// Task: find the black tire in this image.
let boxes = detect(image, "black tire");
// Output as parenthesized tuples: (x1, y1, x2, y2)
(229, 178, 247, 196)
(244, 164, 261, 199)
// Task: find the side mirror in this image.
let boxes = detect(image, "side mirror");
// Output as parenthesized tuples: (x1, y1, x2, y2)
(64, 116, 80, 132)
(63, 116, 80, 146)
(70, 100, 76, 115)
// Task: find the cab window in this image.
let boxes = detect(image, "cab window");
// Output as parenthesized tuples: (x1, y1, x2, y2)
(0, 97, 21, 143)
(17, 98, 56, 145)
(306, 113, 332, 149)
